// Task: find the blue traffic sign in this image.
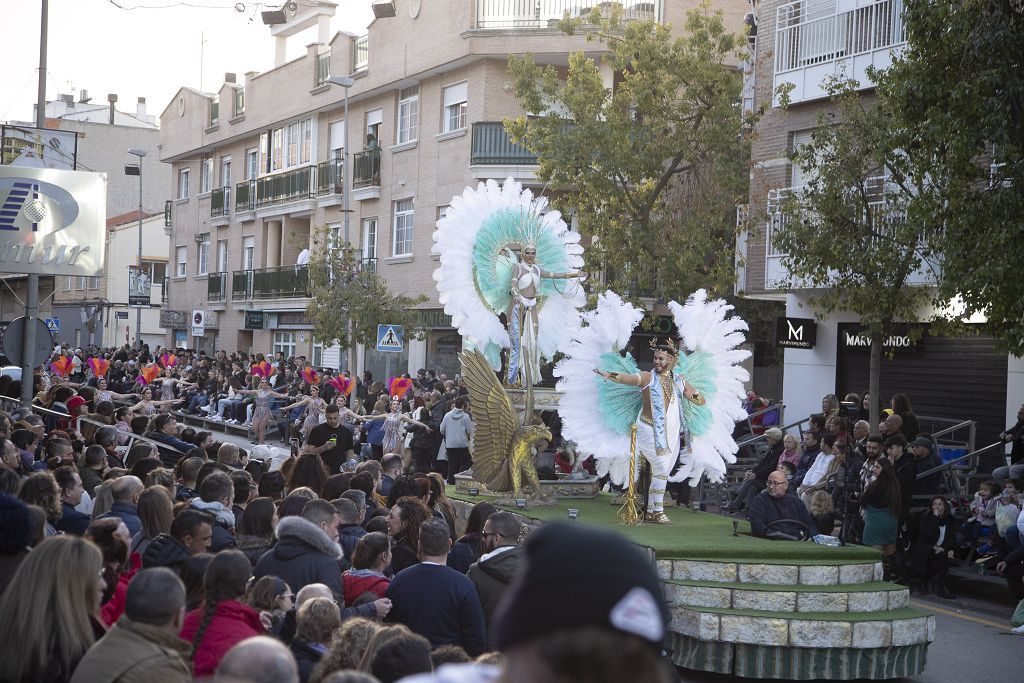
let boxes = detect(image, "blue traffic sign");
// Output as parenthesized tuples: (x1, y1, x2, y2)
(44, 318, 60, 333)
(376, 324, 404, 353)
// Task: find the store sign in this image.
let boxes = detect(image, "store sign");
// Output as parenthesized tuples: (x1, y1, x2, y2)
(413, 308, 453, 329)
(244, 310, 265, 329)
(0, 166, 105, 276)
(839, 324, 920, 352)
(160, 310, 187, 328)
(276, 312, 309, 327)
(775, 316, 817, 349)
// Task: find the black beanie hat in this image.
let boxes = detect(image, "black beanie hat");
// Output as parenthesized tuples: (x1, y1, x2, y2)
(493, 522, 669, 651)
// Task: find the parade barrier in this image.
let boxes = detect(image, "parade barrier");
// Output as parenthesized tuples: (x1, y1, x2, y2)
(449, 491, 934, 680)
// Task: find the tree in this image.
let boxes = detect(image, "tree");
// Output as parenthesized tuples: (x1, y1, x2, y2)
(305, 225, 424, 372)
(505, 3, 751, 300)
(772, 78, 942, 433)
(875, 0, 1024, 353)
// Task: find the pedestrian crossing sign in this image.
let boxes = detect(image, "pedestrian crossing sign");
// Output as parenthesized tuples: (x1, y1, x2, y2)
(376, 324, 404, 352)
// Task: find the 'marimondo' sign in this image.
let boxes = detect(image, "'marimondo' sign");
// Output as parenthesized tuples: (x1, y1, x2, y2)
(0, 166, 105, 276)
(775, 316, 817, 349)
(838, 324, 921, 352)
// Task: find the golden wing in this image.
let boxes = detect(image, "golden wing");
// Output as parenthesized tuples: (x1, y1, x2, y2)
(459, 349, 518, 489)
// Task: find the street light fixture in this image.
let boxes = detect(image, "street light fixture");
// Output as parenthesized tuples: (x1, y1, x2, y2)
(126, 148, 146, 350)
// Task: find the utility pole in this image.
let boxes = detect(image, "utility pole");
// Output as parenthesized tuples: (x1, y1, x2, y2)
(21, 0, 48, 405)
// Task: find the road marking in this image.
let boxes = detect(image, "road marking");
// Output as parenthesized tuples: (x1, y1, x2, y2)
(911, 600, 1010, 630)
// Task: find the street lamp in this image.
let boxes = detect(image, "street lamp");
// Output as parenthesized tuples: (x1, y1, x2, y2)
(326, 75, 354, 244)
(126, 147, 146, 349)
(327, 75, 356, 375)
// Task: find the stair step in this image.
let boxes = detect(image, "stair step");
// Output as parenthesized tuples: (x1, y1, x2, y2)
(672, 604, 935, 649)
(658, 558, 883, 585)
(664, 579, 908, 613)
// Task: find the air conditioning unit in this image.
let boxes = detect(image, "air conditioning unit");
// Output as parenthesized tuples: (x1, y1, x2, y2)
(372, 1, 396, 19)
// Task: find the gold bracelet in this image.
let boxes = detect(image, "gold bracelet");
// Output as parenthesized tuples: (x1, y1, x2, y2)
(608, 372, 619, 379)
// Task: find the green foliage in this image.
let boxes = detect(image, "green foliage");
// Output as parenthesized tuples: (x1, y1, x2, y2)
(505, 2, 751, 300)
(874, 0, 1024, 353)
(772, 78, 941, 342)
(305, 225, 425, 354)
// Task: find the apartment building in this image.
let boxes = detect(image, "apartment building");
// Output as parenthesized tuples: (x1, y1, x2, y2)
(159, 0, 747, 379)
(739, 0, 1021, 447)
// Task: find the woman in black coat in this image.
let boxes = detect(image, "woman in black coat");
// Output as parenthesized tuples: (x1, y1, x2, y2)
(907, 496, 956, 598)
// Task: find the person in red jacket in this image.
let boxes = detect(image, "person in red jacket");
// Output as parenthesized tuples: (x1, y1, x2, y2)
(343, 531, 391, 606)
(179, 549, 263, 676)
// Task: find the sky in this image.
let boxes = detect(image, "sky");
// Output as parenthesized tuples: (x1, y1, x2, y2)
(2, 0, 373, 124)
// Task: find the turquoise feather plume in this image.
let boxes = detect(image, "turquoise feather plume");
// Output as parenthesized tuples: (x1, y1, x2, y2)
(597, 351, 642, 436)
(678, 351, 718, 437)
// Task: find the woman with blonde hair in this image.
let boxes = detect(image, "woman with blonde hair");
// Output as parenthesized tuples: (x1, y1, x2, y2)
(309, 617, 382, 683)
(0, 535, 106, 682)
(777, 433, 801, 468)
(808, 489, 836, 535)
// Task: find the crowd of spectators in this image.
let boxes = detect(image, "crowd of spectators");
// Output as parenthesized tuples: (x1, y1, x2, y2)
(0, 343, 682, 681)
(727, 390, 1024, 602)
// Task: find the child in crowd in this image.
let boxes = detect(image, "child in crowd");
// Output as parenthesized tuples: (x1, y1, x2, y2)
(966, 480, 999, 556)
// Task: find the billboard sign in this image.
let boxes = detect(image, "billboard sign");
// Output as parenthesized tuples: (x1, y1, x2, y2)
(1, 125, 78, 171)
(128, 265, 152, 307)
(0, 166, 105, 276)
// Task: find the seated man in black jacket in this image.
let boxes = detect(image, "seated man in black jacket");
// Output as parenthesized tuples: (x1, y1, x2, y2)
(144, 414, 194, 469)
(748, 470, 816, 540)
(725, 428, 785, 512)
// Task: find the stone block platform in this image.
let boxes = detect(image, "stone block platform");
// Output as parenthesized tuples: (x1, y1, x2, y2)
(448, 492, 933, 680)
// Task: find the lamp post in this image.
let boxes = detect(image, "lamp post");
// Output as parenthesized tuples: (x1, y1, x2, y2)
(327, 75, 356, 374)
(126, 148, 146, 349)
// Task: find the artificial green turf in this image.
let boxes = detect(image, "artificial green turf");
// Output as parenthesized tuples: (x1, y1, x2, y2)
(666, 579, 902, 593)
(448, 489, 880, 563)
(675, 605, 931, 622)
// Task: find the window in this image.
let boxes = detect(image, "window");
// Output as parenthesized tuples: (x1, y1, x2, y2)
(200, 155, 212, 194)
(366, 108, 383, 144)
(234, 87, 245, 117)
(392, 199, 414, 256)
(209, 97, 219, 126)
(271, 128, 283, 171)
(242, 235, 255, 270)
(245, 148, 258, 180)
(442, 82, 467, 133)
(396, 86, 419, 144)
(329, 120, 346, 161)
(362, 217, 377, 261)
(273, 331, 296, 358)
(88, 276, 99, 290)
(220, 156, 231, 188)
(316, 51, 330, 86)
(312, 342, 324, 368)
(197, 234, 210, 275)
(790, 129, 816, 187)
(177, 168, 190, 199)
(217, 239, 229, 273)
(76, 276, 86, 290)
(141, 260, 167, 283)
(175, 246, 187, 277)
(65, 276, 72, 291)
(270, 118, 312, 171)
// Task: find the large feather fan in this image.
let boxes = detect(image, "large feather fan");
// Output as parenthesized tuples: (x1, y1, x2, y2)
(667, 290, 751, 484)
(554, 291, 645, 486)
(433, 178, 585, 372)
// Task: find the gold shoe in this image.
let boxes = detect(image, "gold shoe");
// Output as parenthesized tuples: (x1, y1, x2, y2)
(644, 511, 673, 525)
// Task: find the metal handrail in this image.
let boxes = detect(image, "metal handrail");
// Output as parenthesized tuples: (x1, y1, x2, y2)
(916, 441, 1002, 481)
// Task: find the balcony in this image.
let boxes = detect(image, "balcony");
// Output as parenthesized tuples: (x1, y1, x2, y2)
(207, 272, 228, 302)
(352, 35, 368, 71)
(236, 180, 255, 212)
(764, 177, 934, 290)
(470, 122, 538, 165)
(210, 186, 231, 218)
(774, 0, 906, 105)
(475, 0, 660, 29)
(255, 165, 315, 209)
(231, 265, 309, 301)
(352, 150, 380, 190)
(317, 159, 343, 196)
(360, 257, 377, 274)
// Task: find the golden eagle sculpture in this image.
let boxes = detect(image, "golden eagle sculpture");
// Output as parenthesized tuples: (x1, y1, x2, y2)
(459, 349, 555, 506)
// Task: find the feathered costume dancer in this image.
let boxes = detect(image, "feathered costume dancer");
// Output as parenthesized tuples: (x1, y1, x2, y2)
(555, 291, 750, 524)
(433, 178, 585, 386)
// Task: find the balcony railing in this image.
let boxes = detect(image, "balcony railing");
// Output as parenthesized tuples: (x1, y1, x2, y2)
(774, 0, 905, 102)
(317, 159, 343, 195)
(360, 257, 377, 273)
(352, 35, 368, 71)
(207, 272, 227, 302)
(470, 122, 538, 165)
(236, 180, 255, 212)
(231, 265, 309, 300)
(476, 0, 660, 29)
(210, 186, 231, 217)
(255, 166, 315, 208)
(352, 151, 380, 188)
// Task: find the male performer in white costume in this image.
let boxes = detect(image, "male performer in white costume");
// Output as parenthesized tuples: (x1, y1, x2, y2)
(594, 339, 704, 524)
